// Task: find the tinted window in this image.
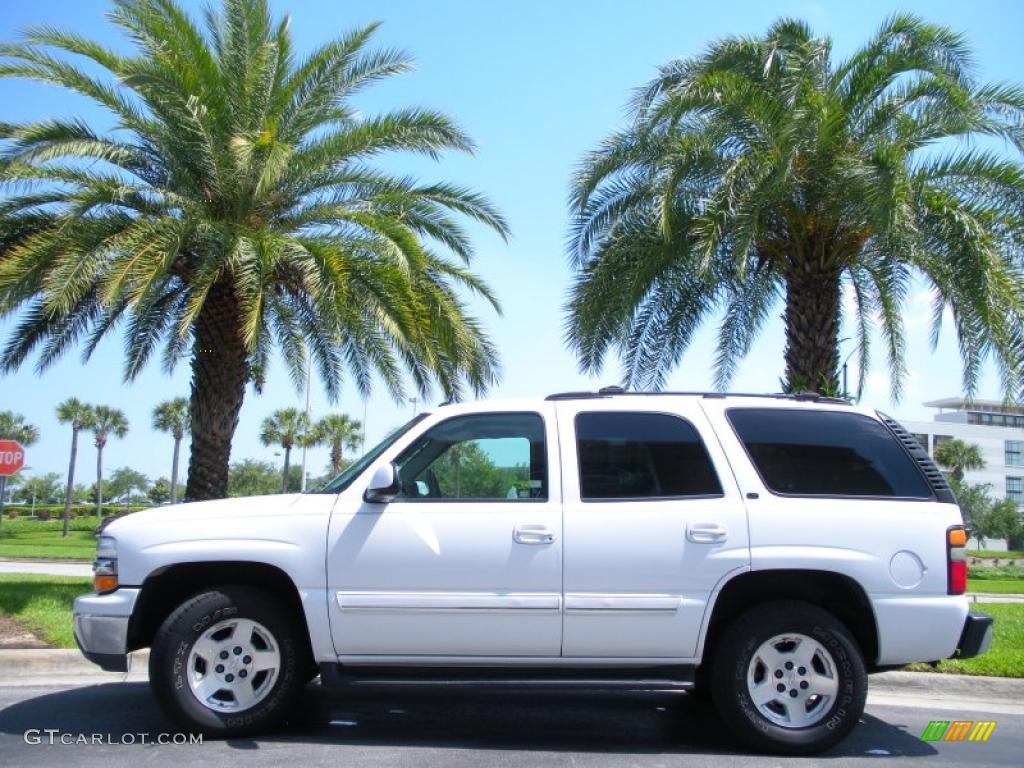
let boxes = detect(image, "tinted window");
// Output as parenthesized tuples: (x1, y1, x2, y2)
(1008, 477, 1023, 503)
(394, 413, 546, 501)
(1006, 441, 1022, 467)
(576, 412, 722, 500)
(727, 409, 932, 498)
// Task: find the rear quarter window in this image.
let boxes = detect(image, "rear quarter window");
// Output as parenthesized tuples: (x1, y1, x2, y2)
(726, 408, 933, 499)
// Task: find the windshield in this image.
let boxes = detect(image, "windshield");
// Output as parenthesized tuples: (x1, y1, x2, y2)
(312, 413, 429, 494)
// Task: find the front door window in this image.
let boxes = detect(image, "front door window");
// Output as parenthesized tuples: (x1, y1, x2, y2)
(393, 412, 547, 501)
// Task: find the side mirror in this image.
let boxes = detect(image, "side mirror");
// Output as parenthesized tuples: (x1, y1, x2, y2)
(363, 463, 400, 503)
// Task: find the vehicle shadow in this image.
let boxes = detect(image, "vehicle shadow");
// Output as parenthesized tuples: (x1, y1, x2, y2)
(0, 681, 938, 759)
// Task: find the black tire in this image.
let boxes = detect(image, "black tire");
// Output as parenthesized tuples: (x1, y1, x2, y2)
(149, 586, 306, 737)
(710, 600, 867, 755)
(689, 664, 712, 700)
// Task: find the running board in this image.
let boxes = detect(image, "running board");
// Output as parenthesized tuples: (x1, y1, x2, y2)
(319, 663, 696, 690)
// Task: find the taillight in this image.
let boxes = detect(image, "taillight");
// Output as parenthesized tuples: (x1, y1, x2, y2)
(947, 526, 967, 595)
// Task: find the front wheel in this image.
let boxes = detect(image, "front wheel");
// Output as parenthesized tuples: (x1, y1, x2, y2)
(711, 600, 867, 755)
(149, 586, 306, 737)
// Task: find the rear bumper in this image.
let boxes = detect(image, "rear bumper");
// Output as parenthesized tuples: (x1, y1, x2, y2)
(955, 611, 994, 660)
(871, 595, 968, 664)
(72, 588, 141, 672)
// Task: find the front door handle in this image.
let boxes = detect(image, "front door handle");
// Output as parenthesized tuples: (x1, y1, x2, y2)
(686, 522, 728, 544)
(514, 524, 555, 545)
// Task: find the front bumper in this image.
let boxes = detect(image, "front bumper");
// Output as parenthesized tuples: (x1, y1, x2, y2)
(955, 610, 994, 660)
(72, 588, 141, 672)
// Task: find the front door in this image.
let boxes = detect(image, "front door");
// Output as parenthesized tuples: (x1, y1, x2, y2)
(556, 398, 750, 658)
(326, 407, 562, 657)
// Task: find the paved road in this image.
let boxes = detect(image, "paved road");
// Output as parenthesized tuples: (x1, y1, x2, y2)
(0, 560, 92, 577)
(0, 682, 1019, 767)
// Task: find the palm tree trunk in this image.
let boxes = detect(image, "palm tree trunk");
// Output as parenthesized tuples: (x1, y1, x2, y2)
(783, 266, 841, 394)
(281, 446, 291, 493)
(96, 445, 104, 518)
(331, 441, 342, 475)
(62, 426, 78, 538)
(170, 436, 181, 504)
(185, 279, 249, 501)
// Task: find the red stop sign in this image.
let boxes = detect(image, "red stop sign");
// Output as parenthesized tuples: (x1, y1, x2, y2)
(0, 440, 25, 476)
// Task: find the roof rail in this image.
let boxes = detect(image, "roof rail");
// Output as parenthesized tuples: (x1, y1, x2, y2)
(544, 389, 851, 405)
(544, 391, 602, 401)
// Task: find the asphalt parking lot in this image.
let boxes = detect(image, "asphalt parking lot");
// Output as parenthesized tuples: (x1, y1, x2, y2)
(0, 682, 1020, 768)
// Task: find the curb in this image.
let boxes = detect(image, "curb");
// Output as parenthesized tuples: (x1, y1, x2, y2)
(867, 671, 1024, 715)
(967, 592, 1024, 604)
(0, 558, 92, 565)
(0, 649, 149, 684)
(0, 651, 1021, 707)
(869, 671, 1024, 701)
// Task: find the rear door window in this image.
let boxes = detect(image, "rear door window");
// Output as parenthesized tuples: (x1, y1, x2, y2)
(726, 408, 932, 498)
(575, 411, 722, 500)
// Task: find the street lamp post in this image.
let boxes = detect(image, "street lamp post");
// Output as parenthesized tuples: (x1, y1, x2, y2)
(362, 399, 368, 452)
(300, 349, 312, 492)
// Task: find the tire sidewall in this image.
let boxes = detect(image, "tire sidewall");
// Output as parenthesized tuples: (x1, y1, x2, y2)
(151, 587, 303, 736)
(713, 602, 867, 754)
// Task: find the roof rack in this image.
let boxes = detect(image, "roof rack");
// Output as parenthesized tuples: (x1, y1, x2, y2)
(544, 389, 851, 405)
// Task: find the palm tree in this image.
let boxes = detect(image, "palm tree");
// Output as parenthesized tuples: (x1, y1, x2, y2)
(0, 410, 39, 445)
(152, 398, 190, 503)
(56, 398, 93, 536)
(0, 0, 509, 501)
(568, 15, 1024, 398)
(259, 408, 310, 493)
(934, 438, 985, 483)
(0, 410, 38, 527)
(89, 406, 129, 518)
(309, 413, 363, 476)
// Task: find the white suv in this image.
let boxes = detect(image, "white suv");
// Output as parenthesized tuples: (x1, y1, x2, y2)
(73, 390, 992, 754)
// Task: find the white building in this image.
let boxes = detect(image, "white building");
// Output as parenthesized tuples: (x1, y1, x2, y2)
(897, 398, 1023, 550)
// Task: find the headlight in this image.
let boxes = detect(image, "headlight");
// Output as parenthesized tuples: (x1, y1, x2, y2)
(96, 536, 117, 558)
(93, 536, 118, 593)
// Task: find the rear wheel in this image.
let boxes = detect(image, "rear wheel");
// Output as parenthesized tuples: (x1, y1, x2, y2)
(149, 586, 306, 737)
(711, 600, 866, 754)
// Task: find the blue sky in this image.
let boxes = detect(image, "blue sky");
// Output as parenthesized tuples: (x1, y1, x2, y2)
(1, 0, 1022, 485)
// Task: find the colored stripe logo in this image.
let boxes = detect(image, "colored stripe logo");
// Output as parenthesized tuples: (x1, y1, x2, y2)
(921, 720, 996, 742)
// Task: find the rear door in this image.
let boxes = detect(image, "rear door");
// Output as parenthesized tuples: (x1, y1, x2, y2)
(556, 397, 750, 658)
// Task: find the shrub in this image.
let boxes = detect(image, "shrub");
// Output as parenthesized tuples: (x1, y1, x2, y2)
(37, 510, 51, 522)
(968, 564, 1024, 580)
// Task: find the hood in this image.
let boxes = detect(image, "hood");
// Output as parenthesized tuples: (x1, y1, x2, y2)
(104, 494, 305, 534)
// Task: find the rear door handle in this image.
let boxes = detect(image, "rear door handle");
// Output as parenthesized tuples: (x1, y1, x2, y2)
(514, 524, 555, 545)
(686, 522, 728, 543)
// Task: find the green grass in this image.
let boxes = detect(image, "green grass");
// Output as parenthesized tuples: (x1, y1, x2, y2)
(969, 579, 1024, 594)
(0, 517, 102, 560)
(0, 574, 92, 647)
(906, 603, 1024, 678)
(968, 549, 1024, 560)
(0, 531, 95, 560)
(968, 565, 1024, 580)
